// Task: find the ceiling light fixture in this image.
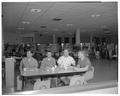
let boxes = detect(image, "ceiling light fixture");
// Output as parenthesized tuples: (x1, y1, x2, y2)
(22, 21, 30, 24)
(101, 25, 107, 29)
(91, 14, 101, 18)
(53, 18, 62, 21)
(31, 9, 41, 13)
(67, 24, 73, 26)
(16, 27, 24, 30)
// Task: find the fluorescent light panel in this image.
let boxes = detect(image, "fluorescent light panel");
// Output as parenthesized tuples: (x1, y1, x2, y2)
(22, 21, 30, 24)
(16, 27, 24, 30)
(31, 9, 41, 13)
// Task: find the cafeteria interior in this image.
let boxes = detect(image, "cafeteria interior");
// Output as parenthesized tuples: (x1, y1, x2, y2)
(2, 2, 118, 94)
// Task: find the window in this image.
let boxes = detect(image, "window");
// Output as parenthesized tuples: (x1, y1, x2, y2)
(57, 37, 62, 44)
(64, 37, 69, 43)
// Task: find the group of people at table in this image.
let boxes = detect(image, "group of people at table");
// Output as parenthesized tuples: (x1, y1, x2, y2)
(19, 49, 94, 90)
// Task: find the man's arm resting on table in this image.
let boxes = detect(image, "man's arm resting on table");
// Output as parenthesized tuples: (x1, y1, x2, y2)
(75, 65, 89, 72)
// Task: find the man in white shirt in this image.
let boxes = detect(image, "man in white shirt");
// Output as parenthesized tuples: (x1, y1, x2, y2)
(57, 49, 75, 69)
(57, 49, 76, 86)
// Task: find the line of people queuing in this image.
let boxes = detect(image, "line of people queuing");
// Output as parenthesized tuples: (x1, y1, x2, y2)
(94, 42, 118, 59)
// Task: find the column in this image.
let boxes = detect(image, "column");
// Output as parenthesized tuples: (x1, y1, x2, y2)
(90, 34, 93, 45)
(75, 28, 80, 46)
(53, 34, 56, 44)
(90, 33, 93, 49)
(5, 58, 15, 92)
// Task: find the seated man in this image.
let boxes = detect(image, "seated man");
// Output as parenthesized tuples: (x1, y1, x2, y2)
(57, 49, 76, 86)
(40, 51, 56, 71)
(57, 49, 75, 69)
(70, 51, 94, 86)
(20, 50, 38, 72)
(40, 51, 57, 88)
(19, 50, 38, 86)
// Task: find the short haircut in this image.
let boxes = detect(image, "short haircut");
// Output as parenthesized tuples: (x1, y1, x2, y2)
(26, 50, 34, 54)
(63, 48, 69, 52)
(47, 50, 52, 53)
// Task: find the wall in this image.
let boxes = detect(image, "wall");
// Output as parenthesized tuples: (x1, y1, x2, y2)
(55, 33, 91, 44)
(94, 34, 118, 44)
(35, 33, 53, 44)
(80, 33, 90, 43)
(55, 34, 73, 44)
(21, 33, 35, 44)
(3, 32, 118, 45)
(3, 32, 22, 44)
(110, 35, 118, 44)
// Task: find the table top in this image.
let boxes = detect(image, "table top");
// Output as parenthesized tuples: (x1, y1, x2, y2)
(21, 66, 86, 77)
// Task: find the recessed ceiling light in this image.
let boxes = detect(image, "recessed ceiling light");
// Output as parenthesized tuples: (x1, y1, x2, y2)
(53, 18, 62, 21)
(31, 9, 41, 13)
(67, 24, 73, 26)
(16, 27, 24, 30)
(22, 21, 30, 24)
(101, 25, 107, 29)
(91, 14, 101, 18)
(91, 14, 95, 18)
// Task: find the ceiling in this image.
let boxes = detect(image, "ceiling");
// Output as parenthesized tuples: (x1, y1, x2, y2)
(2, 2, 118, 36)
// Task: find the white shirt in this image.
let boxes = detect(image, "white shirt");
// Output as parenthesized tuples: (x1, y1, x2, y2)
(57, 56, 75, 69)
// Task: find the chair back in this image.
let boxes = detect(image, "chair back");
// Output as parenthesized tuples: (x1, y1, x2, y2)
(33, 79, 51, 90)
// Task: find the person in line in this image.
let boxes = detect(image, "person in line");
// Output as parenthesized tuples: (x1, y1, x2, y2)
(107, 43, 114, 59)
(57, 49, 76, 86)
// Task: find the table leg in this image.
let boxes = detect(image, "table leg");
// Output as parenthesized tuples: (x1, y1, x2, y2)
(22, 76, 25, 90)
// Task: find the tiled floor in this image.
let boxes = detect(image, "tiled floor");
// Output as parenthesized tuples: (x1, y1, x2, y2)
(2, 58, 118, 93)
